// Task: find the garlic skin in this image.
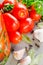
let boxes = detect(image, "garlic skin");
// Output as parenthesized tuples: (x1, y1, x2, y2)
(34, 29, 43, 42)
(13, 48, 25, 60)
(17, 56, 31, 65)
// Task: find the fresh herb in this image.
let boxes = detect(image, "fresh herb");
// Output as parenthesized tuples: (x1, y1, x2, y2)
(41, 16, 43, 20)
(3, 4, 14, 12)
(22, 34, 31, 44)
(22, 0, 43, 16)
(0, 56, 8, 65)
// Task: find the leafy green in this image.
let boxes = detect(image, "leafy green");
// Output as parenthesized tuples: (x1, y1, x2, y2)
(3, 4, 14, 12)
(22, 0, 34, 7)
(22, 34, 31, 44)
(0, 56, 8, 65)
(30, 54, 43, 65)
(22, 0, 43, 16)
(41, 16, 43, 20)
(0, 49, 3, 53)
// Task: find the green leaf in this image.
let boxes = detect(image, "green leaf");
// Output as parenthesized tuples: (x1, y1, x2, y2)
(22, 34, 31, 44)
(22, 0, 34, 7)
(41, 16, 43, 20)
(0, 49, 3, 53)
(0, 56, 8, 65)
(28, 49, 35, 59)
(22, 0, 43, 16)
(3, 4, 14, 12)
(38, 22, 43, 28)
(30, 54, 43, 65)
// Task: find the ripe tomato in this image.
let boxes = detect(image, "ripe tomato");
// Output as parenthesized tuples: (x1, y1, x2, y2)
(29, 7, 41, 22)
(12, 3, 28, 20)
(3, 13, 20, 32)
(19, 18, 34, 33)
(2, 0, 13, 5)
(0, 3, 3, 9)
(4, 0, 17, 4)
(1, 0, 13, 10)
(0, 52, 5, 61)
(8, 31, 22, 44)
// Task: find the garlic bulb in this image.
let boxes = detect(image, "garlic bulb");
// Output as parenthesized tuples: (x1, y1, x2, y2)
(17, 56, 31, 65)
(34, 29, 43, 42)
(13, 48, 25, 60)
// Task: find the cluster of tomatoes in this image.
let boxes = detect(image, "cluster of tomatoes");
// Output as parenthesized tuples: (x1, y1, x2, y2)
(0, 0, 41, 45)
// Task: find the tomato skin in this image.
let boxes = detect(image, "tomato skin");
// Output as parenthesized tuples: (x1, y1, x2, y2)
(19, 18, 34, 33)
(3, 13, 20, 32)
(4, 0, 17, 4)
(32, 14, 41, 22)
(29, 6, 41, 22)
(8, 31, 22, 44)
(12, 3, 28, 20)
(2, 0, 13, 5)
(0, 4, 3, 9)
(29, 11, 41, 22)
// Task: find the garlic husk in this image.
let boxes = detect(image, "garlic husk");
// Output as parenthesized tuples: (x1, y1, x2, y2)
(13, 48, 25, 60)
(17, 56, 31, 65)
(34, 29, 43, 42)
(38, 22, 43, 29)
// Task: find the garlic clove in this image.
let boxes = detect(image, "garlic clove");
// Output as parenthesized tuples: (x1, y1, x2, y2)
(34, 29, 43, 42)
(17, 56, 31, 65)
(13, 48, 25, 60)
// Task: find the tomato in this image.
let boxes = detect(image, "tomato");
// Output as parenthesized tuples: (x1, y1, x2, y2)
(19, 18, 34, 33)
(12, 3, 28, 20)
(29, 6, 41, 22)
(0, 52, 5, 61)
(2, 0, 13, 9)
(30, 13, 41, 22)
(4, 0, 17, 4)
(0, 3, 3, 9)
(2, 0, 13, 5)
(3, 13, 20, 32)
(8, 31, 22, 44)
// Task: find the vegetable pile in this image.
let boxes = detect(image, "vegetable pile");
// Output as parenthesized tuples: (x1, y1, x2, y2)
(0, 0, 42, 44)
(0, 0, 43, 65)
(0, 12, 10, 65)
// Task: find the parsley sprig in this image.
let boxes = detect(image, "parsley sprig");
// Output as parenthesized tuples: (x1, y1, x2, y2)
(3, 4, 14, 12)
(22, 0, 43, 16)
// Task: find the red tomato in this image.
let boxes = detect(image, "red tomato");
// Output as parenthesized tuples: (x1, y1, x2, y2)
(0, 3, 3, 9)
(29, 6, 41, 22)
(19, 18, 34, 33)
(1, 0, 13, 10)
(8, 31, 22, 44)
(4, 0, 17, 4)
(3, 13, 20, 32)
(12, 3, 28, 20)
(2, 0, 13, 7)
(2, 0, 13, 5)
